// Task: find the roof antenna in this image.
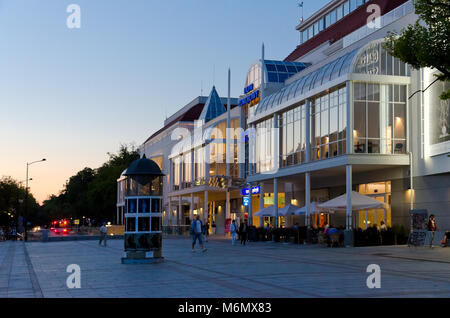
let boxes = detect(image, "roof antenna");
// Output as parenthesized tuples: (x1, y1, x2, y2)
(213, 64, 216, 87)
(201, 80, 203, 96)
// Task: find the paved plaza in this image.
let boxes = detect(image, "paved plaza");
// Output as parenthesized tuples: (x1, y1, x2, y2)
(0, 237, 449, 298)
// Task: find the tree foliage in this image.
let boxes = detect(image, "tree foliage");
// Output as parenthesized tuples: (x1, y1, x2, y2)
(0, 177, 40, 226)
(42, 144, 139, 224)
(384, 0, 450, 99)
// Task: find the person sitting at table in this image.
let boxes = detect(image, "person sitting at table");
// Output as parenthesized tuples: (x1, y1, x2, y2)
(441, 231, 450, 247)
(327, 226, 340, 247)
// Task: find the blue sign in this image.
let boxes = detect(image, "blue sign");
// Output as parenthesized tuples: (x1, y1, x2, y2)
(244, 84, 254, 94)
(243, 196, 250, 207)
(241, 186, 261, 196)
(239, 90, 260, 107)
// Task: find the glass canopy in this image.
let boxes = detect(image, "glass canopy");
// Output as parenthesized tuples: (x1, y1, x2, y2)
(255, 48, 359, 115)
(255, 40, 411, 117)
(263, 60, 310, 84)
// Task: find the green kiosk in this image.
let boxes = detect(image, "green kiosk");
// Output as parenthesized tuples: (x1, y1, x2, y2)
(121, 154, 164, 264)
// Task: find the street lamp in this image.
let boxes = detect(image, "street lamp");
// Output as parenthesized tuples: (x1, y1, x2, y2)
(24, 158, 46, 241)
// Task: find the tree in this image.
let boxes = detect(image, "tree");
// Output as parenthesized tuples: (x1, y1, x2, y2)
(87, 145, 140, 221)
(41, 144, 139, 223)
(0, 177, 40, 226)
(384, 0, 450, 99)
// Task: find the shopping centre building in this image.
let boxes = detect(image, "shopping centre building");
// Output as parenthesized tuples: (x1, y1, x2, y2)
(118, 0, 449, 233)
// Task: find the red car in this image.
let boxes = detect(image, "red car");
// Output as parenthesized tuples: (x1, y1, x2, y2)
(50, 220, 72, 235)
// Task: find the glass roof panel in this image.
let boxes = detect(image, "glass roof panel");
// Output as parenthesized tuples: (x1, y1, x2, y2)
(255, 48, 371, 116)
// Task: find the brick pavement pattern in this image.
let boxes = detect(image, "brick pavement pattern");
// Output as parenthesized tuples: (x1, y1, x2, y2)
(0, 237, 449, 298)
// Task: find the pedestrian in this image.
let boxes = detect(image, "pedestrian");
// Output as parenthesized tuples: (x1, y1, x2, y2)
(379, 220, 387, 231)
(428, 214, 438, 248)
(239, 219, 248, 245)
(99, 222, 108, 247)
(203, 220, 210, 242)
(230, 220, 238, 246)
(0, 227, 4, 241)
(191, 215, 207, 252)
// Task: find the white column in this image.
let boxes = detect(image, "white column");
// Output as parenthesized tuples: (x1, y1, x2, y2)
(191, 150, 195, 188)
(178, 196, 182, 226)
(305, 99, 311, 162)
(248, 184, 253, 225)
(190, 193, 194, 221)
(259, 183, 264, 227)
(274, 178, 278, 228)
(204, 190, 208, 222)
(168, 196, 172, 226)
(346, 164, 352, 230)
(205, 145, 210, 183)
(305, 172, 311, 227)
(226, 190, 231, 220)
(249, 123, 255, 175)
(346, 81, 353, 155)
(365, 210, 368, 230)
(273, 113, 279, 172)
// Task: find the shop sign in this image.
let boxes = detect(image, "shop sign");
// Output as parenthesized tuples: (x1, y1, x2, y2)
(239, 90, 260, 107)
(243, 196, 250, 206)
(241, 186, 261, 196)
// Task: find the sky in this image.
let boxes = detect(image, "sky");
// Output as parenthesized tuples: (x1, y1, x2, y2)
(0, 0, 327, 203)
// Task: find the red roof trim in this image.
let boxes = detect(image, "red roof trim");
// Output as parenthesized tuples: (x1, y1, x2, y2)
(285, 0, 409, 62)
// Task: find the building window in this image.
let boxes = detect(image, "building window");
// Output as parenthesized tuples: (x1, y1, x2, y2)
(336, 4, 343, 21)
(343, 1, 350, 15)
(310, 86, 347, 161)
(255, 118, 274, 173)
(353, 83, 407, 154)
(279, 103, 306, 168)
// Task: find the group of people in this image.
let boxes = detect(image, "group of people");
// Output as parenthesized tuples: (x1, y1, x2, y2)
(0, 227, 19, 241)
(230, 219, 249, 246)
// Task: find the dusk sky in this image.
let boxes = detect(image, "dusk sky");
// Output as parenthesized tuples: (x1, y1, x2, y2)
(0, 0, 326, 203)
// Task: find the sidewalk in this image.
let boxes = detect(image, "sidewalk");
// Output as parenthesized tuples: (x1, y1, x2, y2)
(1, 237, 449, 298)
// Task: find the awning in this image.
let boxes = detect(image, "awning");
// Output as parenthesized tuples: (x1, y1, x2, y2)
(295, 202, 331, 215)
(254, 205, 276, 217)
(318, 191, 389, 211)
(278, 204, 302, 216)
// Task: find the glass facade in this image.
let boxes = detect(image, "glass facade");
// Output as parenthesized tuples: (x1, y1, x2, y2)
(311, 86, 347, 161)
(255, 117, 274, 174)
(279, 104, 307, 167)
(353, 83, 407, 154)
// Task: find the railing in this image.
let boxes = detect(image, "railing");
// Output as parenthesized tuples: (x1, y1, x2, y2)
(343, 1, 415, 48)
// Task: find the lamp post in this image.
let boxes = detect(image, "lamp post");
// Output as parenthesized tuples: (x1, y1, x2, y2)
(24, 159, 46, 241)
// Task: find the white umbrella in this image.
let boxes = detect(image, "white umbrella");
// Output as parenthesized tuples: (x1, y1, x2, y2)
(294, 202, 330, 215)
(278, 204, 302, 216)
(254, 205, 276, 217)
(318, 191, 389, 211)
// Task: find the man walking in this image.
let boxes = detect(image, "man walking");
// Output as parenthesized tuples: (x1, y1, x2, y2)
(239, 219, 248, 245)
(191, 215, 207, 252)
(99, 222, 108, 247)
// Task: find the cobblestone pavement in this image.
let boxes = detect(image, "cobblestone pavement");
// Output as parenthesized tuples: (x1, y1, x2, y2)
(0, 237, 449, 298)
